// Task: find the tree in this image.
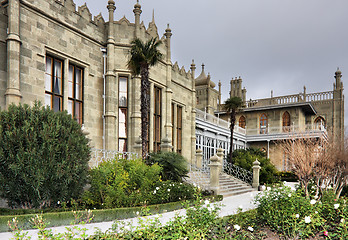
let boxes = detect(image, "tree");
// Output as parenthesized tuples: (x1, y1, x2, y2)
(0, 102, 90, 209)
(223, 97, 243, 163)
(127, 38, 163, 159)
(281, 136, 348, 199)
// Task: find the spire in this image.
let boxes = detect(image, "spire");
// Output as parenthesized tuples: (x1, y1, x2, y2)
(164, 23, 172, 38)
(190, 59, 196, 80)
(152, 9, 155, 23)
(335, 67, 343, 90)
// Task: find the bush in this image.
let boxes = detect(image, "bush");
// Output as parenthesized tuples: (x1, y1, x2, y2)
(232, 148, 278, 184)
(149, 180, 196, 204)
(148, 152, 189, 182)
(83, 157, 162, 208)
(0, 102, 90, 209)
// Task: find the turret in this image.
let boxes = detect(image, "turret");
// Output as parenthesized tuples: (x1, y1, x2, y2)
(230, 76, 243, 98)
(133, 0, 142, 38)
(335, 68, 343, 90)
(164, 24, 172, 62)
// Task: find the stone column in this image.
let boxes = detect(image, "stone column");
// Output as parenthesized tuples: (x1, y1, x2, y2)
(209, 155, 221, 195)
(163, 24, 173, 152)
(133, 1, 142, 38)
(252, 159, 261, 188)
(190, 60, 196, 165)
(195, 148, 203, 168)
(216, 148, 224, 174)
(104, 0, 117, 150)
(160, 136, 172, 152)
(6, 0, 22, 107)
(133, 136, 142, 157)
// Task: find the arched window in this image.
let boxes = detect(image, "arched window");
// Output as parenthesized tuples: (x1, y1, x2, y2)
(239, 115, 246, 129)
(314, 116, 326, 130)
(282, 111, 291, 132)
(260, 113, 268, 134)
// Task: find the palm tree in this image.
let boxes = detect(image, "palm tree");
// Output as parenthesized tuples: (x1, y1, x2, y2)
(127, 38, 163, 159)
(224, 97, 243, 163)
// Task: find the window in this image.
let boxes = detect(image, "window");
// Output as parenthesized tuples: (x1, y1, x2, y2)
(45, 56, 63, 112)
(177, 105, 183, 154)
(118, 77, 128, 152)
(314, 116, 326, 130)
(260, 113, 268, 134)
(171, 103, 175, 150)
(282, 111, 290, 132)
(239, 115, 246, 129)
(68, 64, 83, 124)
(153, 86, 162, 152)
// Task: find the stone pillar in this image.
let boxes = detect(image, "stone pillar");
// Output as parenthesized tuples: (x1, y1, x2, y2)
(209, 155, 221, 195)
(133, 0, 142, 38)
(163, 25, 173, 152)
(216, 148, 224, 173)
(134, 136, 142, 157)
(195, 148, 203, 168)
(104, 1, 117, 150)
(6, 0, 22, 107)
(252, 159, 261, 188)
(160, 136, 172, 152)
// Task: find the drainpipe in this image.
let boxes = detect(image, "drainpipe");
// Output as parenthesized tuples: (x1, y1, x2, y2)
(101, 48, 107, 151)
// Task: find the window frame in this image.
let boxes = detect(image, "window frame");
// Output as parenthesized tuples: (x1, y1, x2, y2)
(45, 55, 64, 112)
(260, 113, 268, 134)
(118, 76, 128, 152)
(68, 63, 84, 125)
(153, 86, 162, 152)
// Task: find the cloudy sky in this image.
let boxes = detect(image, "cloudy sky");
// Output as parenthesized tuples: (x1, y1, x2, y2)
(75, 0, 348, 124)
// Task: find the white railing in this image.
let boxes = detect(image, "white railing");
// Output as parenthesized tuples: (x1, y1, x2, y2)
(89, 149, 138, 168)
(196, 109, 246, 134)
(245, 91, 334, 108)
(245, 124, 326, 135)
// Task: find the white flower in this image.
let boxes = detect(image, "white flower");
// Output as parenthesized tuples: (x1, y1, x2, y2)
(291, 186, 296, 191)
(136, 211, 139, 215)
(295, 214, 300, 218)
(288, 194, 292, 197)
(334, 203, 340, 209)
(57, 201, 60, 205)
(310, 199, 316, 205)
(304, 216, 311, 223)
(248, 226, 254, 232)
(167, 188, 171, 192)
(153, 190, 156, 194)
(341, 218, 345, 223)
(156, 187, 160, 190)
(234, 224, 241, 231)
(204, 200, 210, 205)
(267, 187, 272, 191)
(315, 211, 318, 214)
(124, 226, 130, 231)
(314, 195, 318, 199)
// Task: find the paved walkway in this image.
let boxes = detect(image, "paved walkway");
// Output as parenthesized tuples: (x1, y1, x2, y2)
(0, 191, 259, 239)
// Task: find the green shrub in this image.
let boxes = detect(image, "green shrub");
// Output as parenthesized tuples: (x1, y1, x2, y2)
(148, 152, 189, 182)
(232, 148, 278, 184)
(149, 180, 196, 204)
(83, 157, 162, 208)
(0, 102, 90, 209)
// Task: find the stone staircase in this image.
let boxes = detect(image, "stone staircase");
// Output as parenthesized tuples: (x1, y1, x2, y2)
(219, 173, 256, 197)
(186, 171, 256, 197)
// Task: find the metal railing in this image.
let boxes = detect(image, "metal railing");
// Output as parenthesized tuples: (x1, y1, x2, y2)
(89, 148, 138, 168)
(245, 123, 326, 135)
(196, 108, 246, 134)
(223, 159, 253, 185)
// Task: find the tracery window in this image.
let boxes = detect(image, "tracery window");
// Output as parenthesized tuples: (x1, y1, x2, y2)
(260, 113, 268, 134)
(314, 116, 326, 130)
(282, 111, 290, 132)
(239, 115, 246, 129)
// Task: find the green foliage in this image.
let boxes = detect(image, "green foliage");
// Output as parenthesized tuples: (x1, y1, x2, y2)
(0, 102, 90, 209)
(83, 157, 162, 208)
(232, 148, 278, 184)
(149, 181, 196, 204)
(148, 152, 189, 182)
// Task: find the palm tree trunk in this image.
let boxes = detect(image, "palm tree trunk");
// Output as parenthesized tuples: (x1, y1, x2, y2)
(140, 64, 150, 159)
(229, 109, 236, 163)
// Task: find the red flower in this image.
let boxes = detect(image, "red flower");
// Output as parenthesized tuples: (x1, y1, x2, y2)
(323, 230, 328, 236)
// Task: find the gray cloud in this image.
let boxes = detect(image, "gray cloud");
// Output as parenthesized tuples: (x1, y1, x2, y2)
(75, 0, 348, 124)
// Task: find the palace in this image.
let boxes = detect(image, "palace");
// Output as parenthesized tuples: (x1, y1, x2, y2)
(0, 0, 344, 170)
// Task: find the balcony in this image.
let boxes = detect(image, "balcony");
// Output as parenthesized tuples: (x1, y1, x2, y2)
(245, 124, 327, 142)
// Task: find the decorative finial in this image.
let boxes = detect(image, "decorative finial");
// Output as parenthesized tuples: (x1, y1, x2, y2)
(152, 9, 155, 23)
(202, 63, 205, 71)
